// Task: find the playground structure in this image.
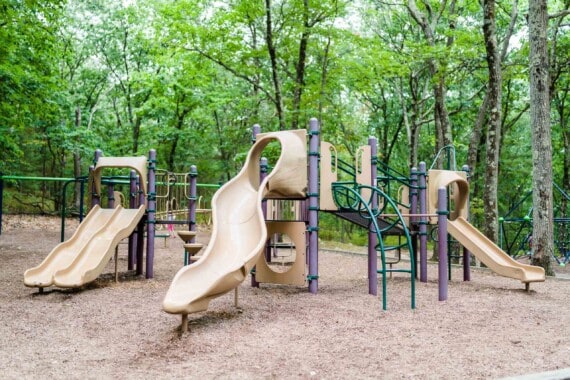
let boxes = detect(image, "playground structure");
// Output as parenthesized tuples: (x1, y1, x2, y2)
(163, 119, 545, 329)
(19, 118, 546, 327)
(23, 150, 207, 290)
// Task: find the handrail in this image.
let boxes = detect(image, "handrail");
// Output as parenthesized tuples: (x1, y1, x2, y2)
(429, 145, 457, 171)
(331, 182, 415, 310)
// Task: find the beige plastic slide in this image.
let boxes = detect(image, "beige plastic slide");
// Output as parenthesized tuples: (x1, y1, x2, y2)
(163, 130, 307, 315)
(428, 170, 545, 285)
(448, 217, 545, 283)
(24, 205, 145, 289)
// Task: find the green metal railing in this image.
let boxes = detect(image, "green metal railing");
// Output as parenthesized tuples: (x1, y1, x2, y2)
(332, 182, 415, 310)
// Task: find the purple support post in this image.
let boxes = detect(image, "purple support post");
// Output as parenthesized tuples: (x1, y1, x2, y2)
(437, 187, 448, 301)
(410, 167, 418, 226)
(308, 118, 319, 294)
(146, 149, 157, 279)
(368, 136, 378, 296)
(462, 164, 471, 281)
(128, 170, 137, 270)
(79, 180, 85, 223)
(136, 175, 145, 275)
(418, 162, 428, 282)
(107, 183, 115, 208)
(184, 165, 198, 266)
(188, 165, 198, 236)
(91, 149, 103, 207)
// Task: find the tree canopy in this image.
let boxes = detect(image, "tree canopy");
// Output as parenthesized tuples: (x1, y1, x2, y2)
(1, 0, 569, 268)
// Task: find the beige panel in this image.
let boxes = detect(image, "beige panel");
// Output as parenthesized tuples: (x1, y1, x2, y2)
(256, 130, 307, 199)
(355, 145, 372, 186)
(320, 141, 338, 210)
(92, 156, 148, 198)
(427, 170, 469, 223)
(255, 221, 307, 286)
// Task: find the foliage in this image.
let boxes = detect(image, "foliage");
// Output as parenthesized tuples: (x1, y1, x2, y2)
(0, 0, 568, 257)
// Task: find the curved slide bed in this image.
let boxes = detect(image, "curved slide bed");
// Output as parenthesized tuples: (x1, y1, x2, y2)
(163, 130, 307, 316)
(24, 205, 145, 289)
(448, 217, 545, 284)
(429, 170, 545, 286)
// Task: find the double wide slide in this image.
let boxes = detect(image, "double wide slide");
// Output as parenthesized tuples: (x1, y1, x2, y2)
(24, 205, 145, 289)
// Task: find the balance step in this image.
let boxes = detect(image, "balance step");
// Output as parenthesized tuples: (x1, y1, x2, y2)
(183, 243, 203, 255)
(177, 230, 197, 242)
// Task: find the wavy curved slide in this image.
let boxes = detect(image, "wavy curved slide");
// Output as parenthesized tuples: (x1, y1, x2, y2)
(24, 205, 145, 289)
(163, 130, 307, 315)
(429, 170, 545, 285)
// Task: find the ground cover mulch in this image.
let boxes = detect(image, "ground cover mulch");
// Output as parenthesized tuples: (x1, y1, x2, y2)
(0, 215, 569, 379)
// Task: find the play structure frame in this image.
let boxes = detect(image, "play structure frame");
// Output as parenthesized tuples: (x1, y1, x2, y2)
(19, 118, 546, 328)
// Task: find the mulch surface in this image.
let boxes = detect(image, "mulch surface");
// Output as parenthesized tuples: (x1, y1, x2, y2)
(1, 215, 569, 379)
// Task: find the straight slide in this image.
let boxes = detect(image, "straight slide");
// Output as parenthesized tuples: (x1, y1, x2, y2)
(24, 205, 145, 289)
(448, 217, 545, 284)
(163, 130, 307, 315)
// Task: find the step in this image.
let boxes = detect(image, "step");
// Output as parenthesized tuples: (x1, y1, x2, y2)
(177, 230, 198, 242)
(183, 243, 204, 255)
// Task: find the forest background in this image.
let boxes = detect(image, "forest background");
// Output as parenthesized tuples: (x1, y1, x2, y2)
(1, 0, 568, 272)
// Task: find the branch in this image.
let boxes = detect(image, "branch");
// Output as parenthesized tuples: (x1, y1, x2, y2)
(188, 47, 277, 105)
(549, 10, 570, 19)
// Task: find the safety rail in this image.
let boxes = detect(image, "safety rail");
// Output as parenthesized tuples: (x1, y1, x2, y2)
(331, 182, 415, 310)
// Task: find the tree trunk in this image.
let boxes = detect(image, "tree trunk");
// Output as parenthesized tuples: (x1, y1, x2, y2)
(291, 0, 310, 130)
(482, 0, 502, 242)
(528, 0, 554, 275)
(406, 0, 453, 165)
(73, 107, 82, 210)
(264, 0, 285, 130)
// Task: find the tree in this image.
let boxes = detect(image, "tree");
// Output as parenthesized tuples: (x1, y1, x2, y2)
(528, 0, 554, 274)
(481, 0, 503, 242)
(406, 0, 455, 162)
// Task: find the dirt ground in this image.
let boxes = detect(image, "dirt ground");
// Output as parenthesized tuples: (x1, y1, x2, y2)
(1, 214, 569, 379)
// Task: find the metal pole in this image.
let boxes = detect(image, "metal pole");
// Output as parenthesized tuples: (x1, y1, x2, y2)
(107, 182, 115, 209)
(189, 165, 198, 235)
(136, 175, 144, 275)
(79, 178, 85, 223)
(146, 149, 157, 279)
(410, 167, 419, 278)
(410, 167, 418, 226)
(308, 118, 319, 294)
(92, 150, 102, 207)
(187, 165, 198, 266)
(128, 170, 137, 270)
(462, 164, 471, 281)
(60, 179, 75, 242)
(419, 162, 428, 282)
(368, 136, 378, 296)
(438, 187, 448, 301)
